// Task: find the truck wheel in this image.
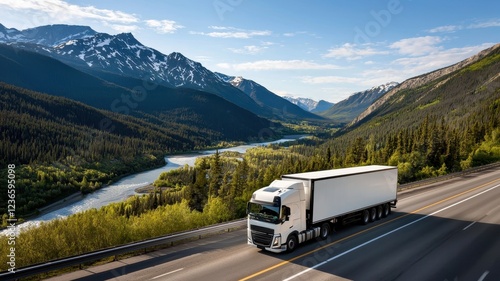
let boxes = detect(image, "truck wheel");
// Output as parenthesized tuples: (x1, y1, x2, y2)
(369, 207, 377, 222)
(382, 203, 390, 217)
(286, 234, 298, 253)
(376, 205, 383, 220)
(320, 223, 330, 240)
(361, 209, 370, 225)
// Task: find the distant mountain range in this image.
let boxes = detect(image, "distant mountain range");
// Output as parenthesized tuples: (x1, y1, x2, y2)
(350, 43, 500, 128)
(0, 23, 97, 46)
(343, 43, 500, 137)
(1, 23, 322, 121)
(319, 82, 398, 124)
(215, 73, 322, 120)
(282, 96, 334, 113)
(2, 23, 496, 135)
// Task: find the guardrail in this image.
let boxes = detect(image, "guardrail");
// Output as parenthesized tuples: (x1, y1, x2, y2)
(1, 162, 499, 280)
(0, 219, 247, 281)
(397, 161, 500, 191)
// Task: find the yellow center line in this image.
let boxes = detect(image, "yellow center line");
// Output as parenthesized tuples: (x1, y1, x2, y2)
(239, 177, 500, 281)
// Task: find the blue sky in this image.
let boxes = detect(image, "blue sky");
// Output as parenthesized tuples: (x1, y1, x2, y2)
(0, 0, 498, 103)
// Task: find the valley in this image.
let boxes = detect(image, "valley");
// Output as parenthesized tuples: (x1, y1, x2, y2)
(0, 20, 499, 277)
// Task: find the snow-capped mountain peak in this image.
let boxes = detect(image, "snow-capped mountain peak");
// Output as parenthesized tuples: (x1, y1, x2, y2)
(230, 76, 244, 87)
(0, 24, 96, 46)
(369, 81, 399, 93)
(283, 96, 327, 112)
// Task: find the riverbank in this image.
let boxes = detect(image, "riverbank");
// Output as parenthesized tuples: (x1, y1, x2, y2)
(35, 192, 84, 218)
(9, 136, 304, 230)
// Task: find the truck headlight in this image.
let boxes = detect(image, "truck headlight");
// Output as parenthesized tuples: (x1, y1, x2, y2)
(272, 235, 281, 247)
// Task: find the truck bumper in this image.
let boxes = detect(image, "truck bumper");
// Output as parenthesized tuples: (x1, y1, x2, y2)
(248, 234, 286, 253)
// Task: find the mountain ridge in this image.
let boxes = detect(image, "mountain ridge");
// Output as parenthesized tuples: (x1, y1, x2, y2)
(215, 72, 323, 120)
(282, 96, 334, 112)
(350, 43, 500, 127)
(0, 23, 97, 46)
(320, 82, 398, 124)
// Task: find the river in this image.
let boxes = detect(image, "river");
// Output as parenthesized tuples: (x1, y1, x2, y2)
(11, 136, 303, 232)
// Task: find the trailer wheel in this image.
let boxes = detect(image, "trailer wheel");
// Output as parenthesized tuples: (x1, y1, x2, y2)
(376, 205, 383, 220)
(320, 223, 330, 240)
(361, 209, 370, 225)
(369, 207, 377, 222)
(286, 234, 298, 253)
(382, 203, 390, 217)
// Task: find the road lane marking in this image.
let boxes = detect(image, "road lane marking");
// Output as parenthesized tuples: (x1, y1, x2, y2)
(462, 221, 477, 230)
(282, 184, 500, 281)
(478, 270, 489, 281)
(239, 179, 500, 281)
(150, 268, 184, 280)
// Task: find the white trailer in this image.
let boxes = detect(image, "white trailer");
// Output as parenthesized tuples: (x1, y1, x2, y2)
(247, 165, 398, 253)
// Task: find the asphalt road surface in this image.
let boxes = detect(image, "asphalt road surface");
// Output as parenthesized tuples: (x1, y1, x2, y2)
(48, 167, 500, 281)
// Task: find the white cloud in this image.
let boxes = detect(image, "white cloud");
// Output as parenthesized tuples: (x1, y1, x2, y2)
(108, 24, 140, 33)
(145, 19, 184, 34)
(428, 19, 500, 33)
(217, 60, 341, 71)
(323, 43, 388, 60)
(391, 43, 495, 75)
(389, 36, 443, 56)
(301, 76, 362, 84)
(192, 26, 271, 39)
(228, 45, 268, 55)
(0, 0, 138, 23)
(192, 30, 271, 39)
(208, 25, 230, 30)
(428, 25, 462, 33)
(0, 0, 185, 34)
(468, 19, 500, 29)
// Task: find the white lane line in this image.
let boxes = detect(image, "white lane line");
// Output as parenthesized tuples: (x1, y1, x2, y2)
(151, 268, 184, 280)
(478, 270, 489, 281)
(462, 221, 478, 231)
(283, 184, 500, 281)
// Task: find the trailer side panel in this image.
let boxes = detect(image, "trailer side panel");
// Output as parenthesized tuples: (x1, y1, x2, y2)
(311, 168, 397, 224)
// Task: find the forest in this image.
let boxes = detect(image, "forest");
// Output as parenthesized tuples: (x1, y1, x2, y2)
(0, 82, 276, 220)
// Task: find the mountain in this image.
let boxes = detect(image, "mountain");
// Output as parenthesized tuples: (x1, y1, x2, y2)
(319, 43, 500, 183)
(215, 73, 323, 120)
(282, 96, 334, 112)
(313, 100, 335, 112)
(0, 23, 96, 46)
(4, 25, 271, 118)
(319, 82, 398, 124)
(349, 43, 500, 128)
(338, 43, 500, 143)
(0, 44, 274, 142)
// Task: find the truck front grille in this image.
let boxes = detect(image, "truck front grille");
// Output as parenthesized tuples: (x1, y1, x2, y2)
(250, 225, 274, 247)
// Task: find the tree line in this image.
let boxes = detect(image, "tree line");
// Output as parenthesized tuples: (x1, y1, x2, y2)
(0, 83, 252, 220)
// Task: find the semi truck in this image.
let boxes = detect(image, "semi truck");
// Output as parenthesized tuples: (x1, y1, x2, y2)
(247, 165, 398, 253)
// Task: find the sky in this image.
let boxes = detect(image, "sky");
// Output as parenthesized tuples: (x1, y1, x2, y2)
(0, 0, 499, 103)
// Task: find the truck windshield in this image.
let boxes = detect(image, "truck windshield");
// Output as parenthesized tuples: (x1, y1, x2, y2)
(247, 202, 281, 224)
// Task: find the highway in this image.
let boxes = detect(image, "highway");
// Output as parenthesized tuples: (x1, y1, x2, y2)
(48, 167, 500, 281)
